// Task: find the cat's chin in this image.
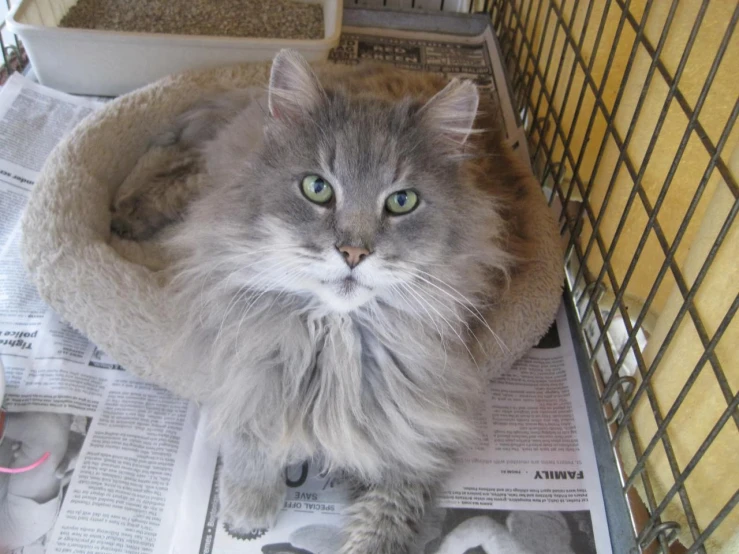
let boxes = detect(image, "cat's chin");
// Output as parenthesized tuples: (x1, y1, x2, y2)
(313, 280, 375, 313)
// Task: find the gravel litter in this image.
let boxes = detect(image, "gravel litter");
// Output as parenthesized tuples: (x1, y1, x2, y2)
(59, 0, 325, 40)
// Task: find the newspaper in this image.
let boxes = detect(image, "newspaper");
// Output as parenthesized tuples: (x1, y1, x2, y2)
(0, 75, 198, 554)
(0, 23, 612, 554)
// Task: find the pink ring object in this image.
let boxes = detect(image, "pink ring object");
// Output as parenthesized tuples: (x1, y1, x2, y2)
(0, 451, 50, 473)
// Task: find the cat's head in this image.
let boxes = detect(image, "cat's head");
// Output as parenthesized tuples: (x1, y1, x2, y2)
(201, 50, 508, 315)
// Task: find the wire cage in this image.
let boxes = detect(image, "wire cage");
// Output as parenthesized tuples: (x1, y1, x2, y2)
(1, 0, 736, 552)
(0, 1, 26, 84)
(487, 0, 738, 553)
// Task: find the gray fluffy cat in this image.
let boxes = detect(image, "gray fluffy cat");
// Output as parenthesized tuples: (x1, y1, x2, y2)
(112, 50, 533, 553)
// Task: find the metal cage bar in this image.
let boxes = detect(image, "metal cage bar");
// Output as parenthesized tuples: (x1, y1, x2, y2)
(490, 0, 738, 553)
(0, 0, 27, 84)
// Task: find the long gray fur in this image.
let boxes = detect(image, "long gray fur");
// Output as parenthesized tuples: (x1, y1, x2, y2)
(115, 50, 519, 553)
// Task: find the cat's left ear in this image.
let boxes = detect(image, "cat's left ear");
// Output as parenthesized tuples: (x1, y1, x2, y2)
(268, 49, 324, 120)
(420, 79, 480, 149)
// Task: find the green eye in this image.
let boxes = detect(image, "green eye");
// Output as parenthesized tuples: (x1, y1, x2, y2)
(301, 175, 333, 204)
(385, 189, 419, 215)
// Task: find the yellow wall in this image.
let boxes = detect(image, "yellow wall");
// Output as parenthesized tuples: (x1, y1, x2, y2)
(510, 0, 738, 549)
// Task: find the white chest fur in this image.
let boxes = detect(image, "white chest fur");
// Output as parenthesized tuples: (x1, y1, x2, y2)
(204, 306, 481, 482)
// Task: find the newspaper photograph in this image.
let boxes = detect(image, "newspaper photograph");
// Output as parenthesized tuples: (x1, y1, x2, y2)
(1, 19, 612, 554)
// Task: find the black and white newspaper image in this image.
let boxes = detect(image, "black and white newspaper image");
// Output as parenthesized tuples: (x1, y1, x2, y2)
(427, 508, 597, 554)
(1, 413, 89, 552)
(0, 19, 613, 554)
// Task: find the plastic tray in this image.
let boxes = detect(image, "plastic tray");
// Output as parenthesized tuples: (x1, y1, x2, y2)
(6, 0, 342, 96)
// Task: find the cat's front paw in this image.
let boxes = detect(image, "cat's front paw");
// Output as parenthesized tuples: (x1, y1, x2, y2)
(110, 196, 162, 241)
(218, 472, 286, 535)
(110, 199, 146, 239)
(339, 535, 412, 554)
(339, 524, 414, 554)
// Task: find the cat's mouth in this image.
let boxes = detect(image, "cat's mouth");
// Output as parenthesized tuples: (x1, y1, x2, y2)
(315, 275, 375, 312)
(321, 276, 372, 294)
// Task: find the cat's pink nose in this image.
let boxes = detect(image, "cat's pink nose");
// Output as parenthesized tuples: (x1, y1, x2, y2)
(338, 245, 370, 269)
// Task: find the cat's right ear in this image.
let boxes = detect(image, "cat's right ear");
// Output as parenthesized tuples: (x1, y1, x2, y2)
(268, 49, 324, 121)
(419, 79, 479, 150)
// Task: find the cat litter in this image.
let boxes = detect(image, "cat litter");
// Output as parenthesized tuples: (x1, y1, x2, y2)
(59, 0, 325, 40)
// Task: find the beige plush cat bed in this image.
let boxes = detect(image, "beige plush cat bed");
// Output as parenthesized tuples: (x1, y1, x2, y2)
(20, 62, 563, 397)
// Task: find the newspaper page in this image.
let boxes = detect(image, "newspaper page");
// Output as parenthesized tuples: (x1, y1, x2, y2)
(0, 74, 199, 554)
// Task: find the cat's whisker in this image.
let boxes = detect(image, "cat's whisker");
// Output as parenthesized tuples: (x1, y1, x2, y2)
(397, 282, 479, 370)
(399, 280, 486, 355)
(214, 258, 305, 345)
(410, 269, 494, 317)
(389, 284, 445, 341)
(414, 285, 487, 353)
(198, 258, 269, 320)
(195, 252, 299, 318)
(177, 244, 308, 322)
(175, 243, 302, 283)
(215, 254, 301, 296)
(390, 284, 448, 340)
(213, 246, 310, 283)
(193, 260, 257, 327)
(237, 264, 304, 323)
(390, 267, 501, 358)
(227, 273, 304, 364)
(408, 269, 510, 355)
(233, 269, 304, 362)
(230, 260, 305, 321)
(210, 277, 254, 329)
(389, 283, 449, 370)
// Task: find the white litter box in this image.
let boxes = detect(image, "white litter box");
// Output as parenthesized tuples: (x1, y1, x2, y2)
(6, 0, 342, 96)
